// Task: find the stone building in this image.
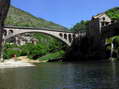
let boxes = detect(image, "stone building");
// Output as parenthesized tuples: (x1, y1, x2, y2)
(88, 13, 112, 36)
(15, 34, 38, 46)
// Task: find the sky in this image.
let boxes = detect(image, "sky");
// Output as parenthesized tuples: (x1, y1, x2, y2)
(12, 0, 119, 28)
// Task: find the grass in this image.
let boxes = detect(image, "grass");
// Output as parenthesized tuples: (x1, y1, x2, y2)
(38, 50, 65, 61)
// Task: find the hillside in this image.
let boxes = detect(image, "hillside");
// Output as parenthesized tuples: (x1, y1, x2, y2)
(5, 6, 67, 30)
(4, 6, 66, 60)
(106, 7, 119, 20)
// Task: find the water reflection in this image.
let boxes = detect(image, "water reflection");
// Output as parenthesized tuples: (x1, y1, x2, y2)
(111, 59, 117, 88)
(0, 62, 119, 89)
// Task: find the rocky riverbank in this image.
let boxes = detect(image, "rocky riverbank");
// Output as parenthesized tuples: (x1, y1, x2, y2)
(0, 56, 47, 68)
(0, 59, 35, 68)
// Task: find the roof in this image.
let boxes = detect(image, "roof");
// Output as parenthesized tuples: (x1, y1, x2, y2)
(93, 13, 110, 19)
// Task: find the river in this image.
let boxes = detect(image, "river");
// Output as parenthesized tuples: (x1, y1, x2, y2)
(0, 61, 119, 89)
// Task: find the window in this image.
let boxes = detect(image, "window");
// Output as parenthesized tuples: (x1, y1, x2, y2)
(102, 17, 105, 21)
(101, 22, 105, 26)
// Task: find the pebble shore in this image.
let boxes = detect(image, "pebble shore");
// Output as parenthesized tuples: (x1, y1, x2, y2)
(0, 59, 35, 68)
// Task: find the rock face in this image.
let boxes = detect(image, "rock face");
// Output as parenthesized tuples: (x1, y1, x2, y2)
(0, 0, 11, 23)
(64, 35, 106, 61)
(0, 0, 11, 61)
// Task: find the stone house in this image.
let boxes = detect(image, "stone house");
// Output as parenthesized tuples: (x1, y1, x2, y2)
(88, 13, 112, 36)
(15, 34, 38, 46)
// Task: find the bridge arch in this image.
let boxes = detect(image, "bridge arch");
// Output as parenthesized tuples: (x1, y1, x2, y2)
(4, 28, 74, 46)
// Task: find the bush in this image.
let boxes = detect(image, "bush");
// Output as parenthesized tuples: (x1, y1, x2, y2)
(4, 48, 21, 59)
(38, 50, 65, 60)
(19, 43, 48, 59)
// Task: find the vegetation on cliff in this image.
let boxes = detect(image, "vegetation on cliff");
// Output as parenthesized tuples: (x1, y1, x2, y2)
(105, 7, 119, 59)
(71, 20, 89, 32)
(106, 7, 119, 20)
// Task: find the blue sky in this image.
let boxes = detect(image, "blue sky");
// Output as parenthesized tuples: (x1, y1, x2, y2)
(12, 0, 119, 28)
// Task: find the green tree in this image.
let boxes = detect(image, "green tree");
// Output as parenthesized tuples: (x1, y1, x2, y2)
(106, 7, 119, 20)
(71, 20, 89, 32)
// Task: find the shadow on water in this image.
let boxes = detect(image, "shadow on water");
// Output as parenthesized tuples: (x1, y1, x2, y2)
(110, 58, 117, 88)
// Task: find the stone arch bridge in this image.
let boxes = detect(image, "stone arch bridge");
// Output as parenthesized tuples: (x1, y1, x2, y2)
(3, 27, 86, 46)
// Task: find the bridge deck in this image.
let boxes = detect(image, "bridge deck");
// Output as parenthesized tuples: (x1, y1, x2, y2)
(4, 26, 72, 33)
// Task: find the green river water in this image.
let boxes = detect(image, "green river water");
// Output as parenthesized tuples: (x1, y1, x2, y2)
(0, 61, 119, 89)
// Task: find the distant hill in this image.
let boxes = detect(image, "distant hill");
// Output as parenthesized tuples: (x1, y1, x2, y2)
(5, 6, 67, 30)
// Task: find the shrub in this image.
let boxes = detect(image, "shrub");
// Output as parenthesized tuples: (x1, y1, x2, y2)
(4, 48, 21, 59)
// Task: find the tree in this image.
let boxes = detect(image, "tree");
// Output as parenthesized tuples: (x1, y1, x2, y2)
(71, 20, 89, 32)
